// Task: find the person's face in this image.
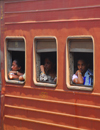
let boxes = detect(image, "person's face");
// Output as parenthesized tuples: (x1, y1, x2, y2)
(77, 60, 87, 74)
(11, 60, 20, 71)
(44, 58, 52, 73)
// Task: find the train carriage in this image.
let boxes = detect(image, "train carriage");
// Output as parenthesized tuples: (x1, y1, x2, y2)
(0, 0, 100, 130)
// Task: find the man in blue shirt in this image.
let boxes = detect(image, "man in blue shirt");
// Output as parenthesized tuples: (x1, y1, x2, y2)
(72, 59, 93, 86)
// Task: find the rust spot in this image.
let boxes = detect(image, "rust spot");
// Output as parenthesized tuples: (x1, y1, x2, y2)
(39, 92, 48, 99)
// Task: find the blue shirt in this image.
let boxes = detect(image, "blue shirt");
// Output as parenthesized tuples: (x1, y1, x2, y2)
(72, 69, 93, 86)
(83, 69, 93, 86)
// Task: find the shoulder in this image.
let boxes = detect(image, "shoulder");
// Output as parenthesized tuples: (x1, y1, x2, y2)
(85, 69, 93, 76)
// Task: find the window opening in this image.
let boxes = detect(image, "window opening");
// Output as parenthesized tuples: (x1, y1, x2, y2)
(66, 36, 94, 91)
(5, 38, 25, 83)
(33, 37, 57, 87)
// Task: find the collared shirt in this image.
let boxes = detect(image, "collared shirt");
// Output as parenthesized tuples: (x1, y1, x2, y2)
(72, 69, 93, 86)
(83, 69, 93, 86)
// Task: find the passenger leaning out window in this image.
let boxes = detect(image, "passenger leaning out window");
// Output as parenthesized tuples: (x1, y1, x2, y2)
(8, 59, 24, 80)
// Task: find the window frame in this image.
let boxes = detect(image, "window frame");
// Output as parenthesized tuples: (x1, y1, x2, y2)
(33, 36, 58, 87)
(66, 36, 95, 91)
(5, 36, 26, 84)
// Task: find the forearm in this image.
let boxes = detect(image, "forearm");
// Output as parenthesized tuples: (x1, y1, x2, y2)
(9, 71, 17, 74)
(73, 71, 84, 84)
(8, 74, 19, 80)
(8, 70, 23, 79)
(77, 72, 84, 84)
(40, 65, 45, 73)
(17, 72, 24, 76)
(9, 71, 23, 76)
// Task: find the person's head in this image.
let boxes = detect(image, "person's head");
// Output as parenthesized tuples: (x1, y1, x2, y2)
(44, 58, 53, 73)
(44, 56, 56, 74)
(11, 59, 21, 71)
(77, 59, 89, 74)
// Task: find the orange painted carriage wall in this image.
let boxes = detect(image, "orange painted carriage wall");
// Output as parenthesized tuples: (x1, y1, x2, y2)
(1, 0, 100, 130)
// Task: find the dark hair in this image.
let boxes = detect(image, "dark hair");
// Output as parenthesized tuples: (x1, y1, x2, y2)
(77, 58, 89, 65)
(41, 52, 56, 65)
(45, 53, 56, 67)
